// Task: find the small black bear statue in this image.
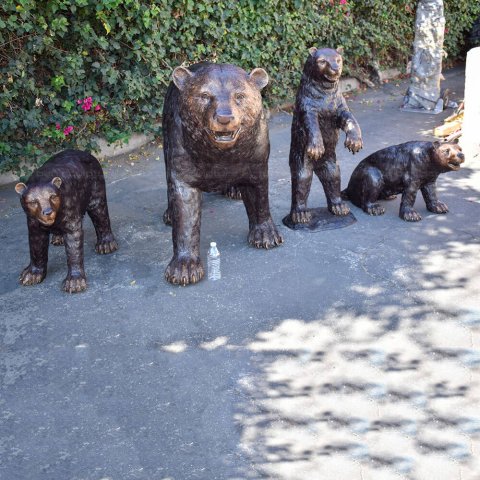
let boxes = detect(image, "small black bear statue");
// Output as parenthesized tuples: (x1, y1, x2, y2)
(342, 141, 465, 221)
(15, 149, 118, 293)
(287, 47, 363, 224)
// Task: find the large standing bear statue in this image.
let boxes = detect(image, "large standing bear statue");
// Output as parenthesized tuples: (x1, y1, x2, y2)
(162, 62, 283, 286)
(15, 150, 118, 293)
(287, 47, 363, 224)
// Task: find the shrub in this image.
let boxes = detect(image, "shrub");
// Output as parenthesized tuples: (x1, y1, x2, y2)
(1, 0, 478, 175)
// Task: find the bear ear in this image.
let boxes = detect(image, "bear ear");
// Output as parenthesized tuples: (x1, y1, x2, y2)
(309, 47, 318, 57)
(15, 182, 27, 195)
(336, 46, 345, 56)
(249, 68, 269, 90)
(51, 177, 62, 189)
(433, 141, 441, 149)
(172, 66, 193, 91)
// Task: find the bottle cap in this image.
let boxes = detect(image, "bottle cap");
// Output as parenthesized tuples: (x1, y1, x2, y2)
(210, 242, 216, 247)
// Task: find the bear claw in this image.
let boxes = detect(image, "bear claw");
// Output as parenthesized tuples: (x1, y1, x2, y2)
(63, 274, 87, 293)
(51, 234, 64, 246)
(248, 220, 283, 249)
(20, 265, 46, 286)
(365, 203, 385, 216)
(96, 238, 118, 255)
(427, 201, 449, 214)
(223, 186, 243, 200)
(165, 256, 204, 286)
(290, 209, 312, 224)
(328, 201, 350, 216)
(400, 207, 422, 222)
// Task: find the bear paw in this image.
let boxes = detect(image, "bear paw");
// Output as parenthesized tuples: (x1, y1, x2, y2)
(328, 201, 350, 216)
(248, 220, 284, 249)
(365, 203, 385, 216)
(400, 207, 422, 222)
(62, 273, 87, 293)
(345, 134, 363, 154)
(51, 234, 64, 246)
(289, 208, 312, 224)
(163, 208, 172, 226)
(165, 255, 204, 286)
(96, 235, 118, 254)
(20, 265, 46, 286)
(306, 141, 325, 161)
(427, 201, 449, 214)
(223, 186, 243, 200)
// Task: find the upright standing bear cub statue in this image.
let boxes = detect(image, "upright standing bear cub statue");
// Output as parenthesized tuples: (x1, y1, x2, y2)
(15, 150, 118, 293)
(287, 47, 363, 224)
(342, 140, 465, 221)
(163, 62, 283, 286)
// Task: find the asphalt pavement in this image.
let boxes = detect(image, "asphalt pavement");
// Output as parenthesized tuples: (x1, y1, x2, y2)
(1, 66, 479, 480)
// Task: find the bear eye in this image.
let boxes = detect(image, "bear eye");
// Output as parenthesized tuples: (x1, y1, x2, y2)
(318, 59, 327, 65)
(235, 93, 245, 101)
(444, 148, 450, 154)
(200, 92, 211, 100)
(50, 194, 58, 200)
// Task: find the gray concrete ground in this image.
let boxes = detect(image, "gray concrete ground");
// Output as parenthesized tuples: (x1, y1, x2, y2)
(1, 66, 479, 480)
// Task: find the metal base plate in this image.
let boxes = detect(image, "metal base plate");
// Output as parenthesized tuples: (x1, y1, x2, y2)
(282, 207, 357, 232)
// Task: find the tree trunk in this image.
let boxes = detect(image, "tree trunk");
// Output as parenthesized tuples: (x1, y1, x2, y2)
(402, 0, 445, 113)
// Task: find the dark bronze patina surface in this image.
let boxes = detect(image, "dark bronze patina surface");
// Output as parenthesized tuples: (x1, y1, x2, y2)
(342, 141, 465, 221)
(286, 47, 363, 228)
(15, 149, 118, 293)
(162, 62, 283, 286)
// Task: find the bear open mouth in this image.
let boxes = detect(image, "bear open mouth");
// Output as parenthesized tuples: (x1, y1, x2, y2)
(447, 160, 462, 170)
(208, 128, 241, 144)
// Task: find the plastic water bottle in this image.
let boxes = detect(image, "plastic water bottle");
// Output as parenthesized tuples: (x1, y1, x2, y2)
(207, 242, 221, 280)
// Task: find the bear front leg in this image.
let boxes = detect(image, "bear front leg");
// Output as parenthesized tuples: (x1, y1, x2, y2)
(421, 182, 449, 214)
(241, 182, 283, 249)
(165, 182, 204, 286)
(399, 185, 422, 222)
(304, 110, 325, 161)
(63, 222, 87, 293)
(288, 155, 314, 223)
(339, 109, 363, 154)
(20, 220, 49, 286)
(315, 157, 350, 216)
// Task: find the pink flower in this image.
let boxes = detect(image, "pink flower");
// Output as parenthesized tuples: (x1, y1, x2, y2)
(55, 123, 61, 130)
(77, 99, 83, 105)
(63, 125, 74, 136)
(81, 96, 93, 112)
(340, 0, 347, 4)
(94, 104, 101, 112)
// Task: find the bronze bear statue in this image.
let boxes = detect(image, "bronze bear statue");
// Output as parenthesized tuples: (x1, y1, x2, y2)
(342, 141, 465, 221)
(162, 62, 283, 286)
(15, 149, 118, 293)
(287, 47, 363, 224)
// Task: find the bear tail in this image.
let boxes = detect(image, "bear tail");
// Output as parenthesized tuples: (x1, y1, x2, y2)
(341, 188, 349, 200)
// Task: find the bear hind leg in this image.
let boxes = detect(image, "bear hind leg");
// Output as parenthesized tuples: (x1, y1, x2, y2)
(359, 167, 385, 216)
(87, 200, 118, 254)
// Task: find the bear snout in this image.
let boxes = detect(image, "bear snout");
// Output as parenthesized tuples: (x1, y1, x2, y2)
(215, 112, 235, 125)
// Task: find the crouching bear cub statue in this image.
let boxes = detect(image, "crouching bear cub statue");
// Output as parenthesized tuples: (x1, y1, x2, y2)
(163, 62, 283, 286)
(342, 141, 465, 221)
(15, 150, 118, 293)
(287, 47, 363, 224)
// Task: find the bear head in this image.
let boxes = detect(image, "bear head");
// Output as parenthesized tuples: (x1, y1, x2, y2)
(15, 177, 62, 226)
(433, 141, 465, 172)
(306, 47, 344, 88)
(172, 63, 268, 150)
